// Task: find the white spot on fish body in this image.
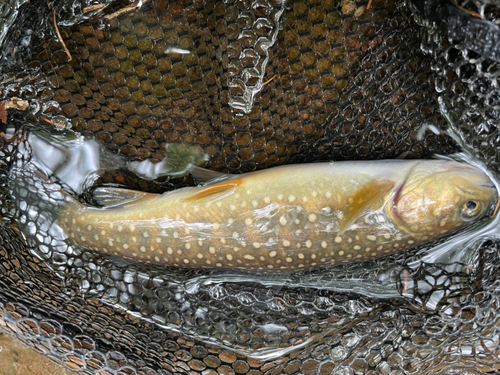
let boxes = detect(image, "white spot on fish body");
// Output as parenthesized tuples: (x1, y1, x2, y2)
(367, 235, 376, 241)
(156, 237, 162, 244)
(252, 200, 258, 207)
(280, 216, 287, 225)
(123, 244, 129, 249)
(354, 245, 361, 250)
(101, 230, 105, 235)
(118, 225, 123, 232)
(143, 231, 149, 238)
(283, 240, 291, 247)
(94, 234, 99, 241)
(232, 232, 239, 238)
(288, 195, 296, 202)
(337, 212, 344, 220)
(312, 191, 317, 197)
(306, 240, 312, 248)
(167, 247, 173, 254)
(321, 241, 327, 248)
(173, 232, 179, 238)
(326, 191, 332, 198)
(209, 247, 216, 254)
(295, 219, 300, 225)
(213, 223, 220, 230)
(264, 197, 271, 204)
(245, 218, 252, 225)
(216, 202, 222, 207)
(132, 236, 137, 243)
(335, 237, 342, 243)
(278, 194, 283, 200)
(129, 225, 136, 232)
(87, 225, 92, 231)
(253, 242, 261, 248)
(140, 246, 146, 252)
(230, 204, 236, 211)
(308, 214, 317, 223)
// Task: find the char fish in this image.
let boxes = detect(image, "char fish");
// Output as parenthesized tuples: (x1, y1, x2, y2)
(52, 159, 496, 270)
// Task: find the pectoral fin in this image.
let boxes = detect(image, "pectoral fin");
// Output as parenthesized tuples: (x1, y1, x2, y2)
(338, 179, 395, 235)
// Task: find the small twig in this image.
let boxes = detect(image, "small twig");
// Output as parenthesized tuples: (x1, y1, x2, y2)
(0, 103, 7, 124)
(493, 197, 500, 217)
(403, 270, 408, 294)
(465, 265, 475, 270)
(381, 126, 395, 141)
(259, 74, 277, 90)
(366, 0, 372, 10)
(83, 3, 105, 13)
(449, 0, 483, 18)
(53, 11, 72, 61)
(41, 117, 67, 129)
(104, 2, 138, 20)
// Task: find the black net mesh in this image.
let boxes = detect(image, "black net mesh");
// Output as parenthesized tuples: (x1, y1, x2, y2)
(0, 0, 499, 374)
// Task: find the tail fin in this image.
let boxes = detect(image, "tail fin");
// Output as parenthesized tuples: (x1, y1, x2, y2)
(8, 160, 80, 261)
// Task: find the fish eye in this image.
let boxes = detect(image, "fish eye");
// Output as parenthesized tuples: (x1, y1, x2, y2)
(465, 201, 477, 210)
(461, 200, 480, 219)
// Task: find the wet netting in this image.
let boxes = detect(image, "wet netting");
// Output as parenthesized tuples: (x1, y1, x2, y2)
(0, 0, 499, 374)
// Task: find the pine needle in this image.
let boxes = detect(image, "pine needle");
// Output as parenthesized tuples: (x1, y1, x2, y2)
(83, 3, 105, 13)
(53, 11, 72, 61)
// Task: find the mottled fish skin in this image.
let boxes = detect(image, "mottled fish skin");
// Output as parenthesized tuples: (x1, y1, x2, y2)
(58, 160, 497, 270)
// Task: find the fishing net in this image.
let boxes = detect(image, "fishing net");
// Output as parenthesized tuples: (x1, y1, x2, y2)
(0, 0, 500, 374)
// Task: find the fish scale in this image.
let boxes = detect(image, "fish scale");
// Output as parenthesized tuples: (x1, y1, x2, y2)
(57, 159, 496, 270)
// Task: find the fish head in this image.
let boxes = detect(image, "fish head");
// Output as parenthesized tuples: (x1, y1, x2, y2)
(390, 161, 497, 236)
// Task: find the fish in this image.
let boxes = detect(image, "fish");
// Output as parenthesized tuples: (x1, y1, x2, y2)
(50, 159, 497, 271)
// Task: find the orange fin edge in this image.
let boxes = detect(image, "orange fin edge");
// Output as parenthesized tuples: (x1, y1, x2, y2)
(183, 178, 243, 201)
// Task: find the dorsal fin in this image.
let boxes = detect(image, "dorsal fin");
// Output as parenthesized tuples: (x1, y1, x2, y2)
(93, 187, 157, 208)
(338, 179, 395, 235)
(183, 178, 243, 202)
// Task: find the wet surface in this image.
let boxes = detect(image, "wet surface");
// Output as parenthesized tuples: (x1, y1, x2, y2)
(0, 0, 499, 374)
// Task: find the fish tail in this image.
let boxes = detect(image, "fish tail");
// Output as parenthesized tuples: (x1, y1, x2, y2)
(8, 161, 80, 234)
